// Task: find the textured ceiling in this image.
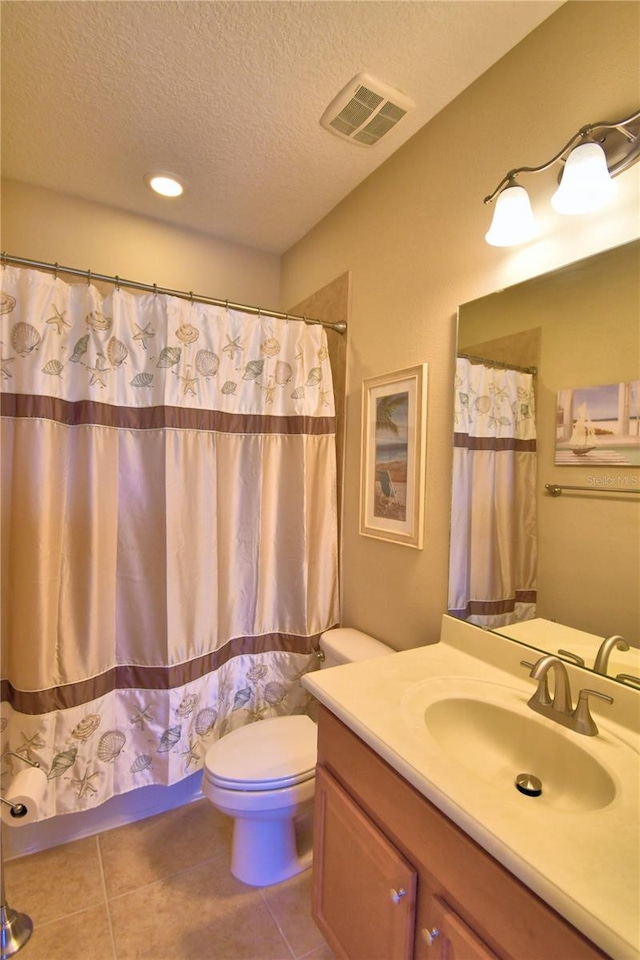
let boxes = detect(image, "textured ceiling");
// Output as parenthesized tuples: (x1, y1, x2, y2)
(1, 1, 562, 254)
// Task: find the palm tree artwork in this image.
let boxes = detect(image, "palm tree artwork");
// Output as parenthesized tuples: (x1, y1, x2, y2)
(374, 391, 408, 520)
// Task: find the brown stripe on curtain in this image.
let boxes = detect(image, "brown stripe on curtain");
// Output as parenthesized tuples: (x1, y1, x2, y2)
(449, 591, 538, 619)
(1, 630, 328, 715)
(1, 393, 336, 436)
(453, 433, 537, 452)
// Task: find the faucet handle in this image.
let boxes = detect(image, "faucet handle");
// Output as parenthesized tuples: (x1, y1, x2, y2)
(558, 649, 585, 667)
(572, 688, 614, 736)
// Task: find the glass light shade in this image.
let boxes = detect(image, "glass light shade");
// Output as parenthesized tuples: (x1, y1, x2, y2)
(551, 142, 616, 214)
(144, 173, 184, 198)
(484, 183, 537, 247)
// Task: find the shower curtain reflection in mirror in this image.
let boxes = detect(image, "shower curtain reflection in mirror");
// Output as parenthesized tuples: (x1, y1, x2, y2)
(448, 357, 537, 629)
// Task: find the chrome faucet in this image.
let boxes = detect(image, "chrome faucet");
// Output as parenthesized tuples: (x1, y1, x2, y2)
(521, 655, 613, 736)
(527, 655, 573, 713)
(593, 634, 629, 675)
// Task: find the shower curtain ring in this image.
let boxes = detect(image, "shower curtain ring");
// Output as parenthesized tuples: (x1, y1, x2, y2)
(189, 291, 194, 306)
(1, 251, 6, 269)
(153, 283, 158, 297)
(225, 299, 229, 312)
(54, 262, 59, 280)
(115, 275, 120, 291)
(86, 269, 91, 286)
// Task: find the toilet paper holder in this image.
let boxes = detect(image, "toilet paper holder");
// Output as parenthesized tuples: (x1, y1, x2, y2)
(0, 753, 41, 821)
(1, 752, 41, 959)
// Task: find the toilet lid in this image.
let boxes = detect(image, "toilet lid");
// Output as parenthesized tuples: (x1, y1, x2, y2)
(204, 715, 317, 791)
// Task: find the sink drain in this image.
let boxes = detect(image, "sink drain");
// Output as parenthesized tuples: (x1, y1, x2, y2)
(515, 773, 542, 797)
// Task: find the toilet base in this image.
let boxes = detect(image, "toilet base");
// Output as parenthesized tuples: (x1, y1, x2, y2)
(231, 812, 313, 887)
(231, 806, 313, 887)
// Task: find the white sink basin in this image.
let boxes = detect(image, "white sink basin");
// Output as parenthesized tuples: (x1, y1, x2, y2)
(403, 677, 618, 812)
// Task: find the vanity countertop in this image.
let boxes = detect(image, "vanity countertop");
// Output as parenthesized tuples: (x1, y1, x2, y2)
(302, 615, 640, 960)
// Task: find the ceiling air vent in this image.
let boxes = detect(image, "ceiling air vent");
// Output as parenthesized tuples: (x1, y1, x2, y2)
(320, 73, 414, 146)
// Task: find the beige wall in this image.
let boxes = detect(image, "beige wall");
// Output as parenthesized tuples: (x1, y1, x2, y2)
(1, 179, 280, 307)
(281, 1, 640, 650)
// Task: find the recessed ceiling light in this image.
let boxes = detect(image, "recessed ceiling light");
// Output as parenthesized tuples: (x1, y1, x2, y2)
(144, 172, 185, 198)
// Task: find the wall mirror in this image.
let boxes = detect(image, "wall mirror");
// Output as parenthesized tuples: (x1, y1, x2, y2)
(451, 239, 639, 686)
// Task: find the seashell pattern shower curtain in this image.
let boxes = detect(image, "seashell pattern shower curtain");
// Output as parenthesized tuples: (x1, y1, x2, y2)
(448, 357, 537, 629)
(0, 266, 339, 817)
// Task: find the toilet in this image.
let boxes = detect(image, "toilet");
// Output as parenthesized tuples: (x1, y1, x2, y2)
(202, 628, 392, 886)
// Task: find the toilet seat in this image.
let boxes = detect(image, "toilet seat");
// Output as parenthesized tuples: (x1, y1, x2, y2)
(204, 714, 317, 791)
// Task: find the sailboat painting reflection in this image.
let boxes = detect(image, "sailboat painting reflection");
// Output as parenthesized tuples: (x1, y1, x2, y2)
(555, 380, 640, 465)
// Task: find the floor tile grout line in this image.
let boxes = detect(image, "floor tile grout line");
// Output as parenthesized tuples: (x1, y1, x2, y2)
(297, 945, 334, 960)
(101, 852, 237, 905)
(24, 900, 110, 933)
(95, 833, 119, 960)
(260, 889, 297, 960)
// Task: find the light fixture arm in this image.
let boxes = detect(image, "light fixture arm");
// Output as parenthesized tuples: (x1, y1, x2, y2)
(483, 109, 640, 205)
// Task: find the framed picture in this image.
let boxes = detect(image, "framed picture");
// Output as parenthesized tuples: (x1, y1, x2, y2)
(360, 363, 428, 548)
(555, 380, 640, 465)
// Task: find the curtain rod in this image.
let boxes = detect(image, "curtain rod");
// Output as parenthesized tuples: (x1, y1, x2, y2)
(0, 253, 347, 334)
(458, 352, 537, 376)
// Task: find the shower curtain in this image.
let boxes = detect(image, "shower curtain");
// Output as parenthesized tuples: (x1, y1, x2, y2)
(0, 265, 339, 817)
(448, 357, 537, 629)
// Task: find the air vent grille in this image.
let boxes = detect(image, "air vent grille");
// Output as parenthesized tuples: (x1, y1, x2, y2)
(354, 85, 385, 111)
(330, 99, 376, 135)
(354, 109, 406, 145)
(320, 73, 414, 147)
(379, 102, 407, 123)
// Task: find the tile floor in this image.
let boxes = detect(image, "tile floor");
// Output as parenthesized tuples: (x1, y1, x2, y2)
(3, 799, 336, 960)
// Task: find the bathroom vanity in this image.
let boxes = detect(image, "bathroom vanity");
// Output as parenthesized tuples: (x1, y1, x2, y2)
(314, 706, 605, 960)
(302, 616, 639, 960)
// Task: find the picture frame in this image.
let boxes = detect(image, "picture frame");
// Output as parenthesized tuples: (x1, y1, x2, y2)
(360, 363, 428, 548)
(555, 380, 640, 466)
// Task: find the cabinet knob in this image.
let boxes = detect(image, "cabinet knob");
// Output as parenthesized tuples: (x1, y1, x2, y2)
(422, 927, 440, 947)
(390, 887, 407, 904)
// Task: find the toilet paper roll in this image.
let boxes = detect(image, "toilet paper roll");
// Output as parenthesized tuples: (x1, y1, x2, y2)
(1, 766, 47, 826)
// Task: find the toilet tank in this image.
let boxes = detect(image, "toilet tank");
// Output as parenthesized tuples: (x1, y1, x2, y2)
(319, 627, 393, 668)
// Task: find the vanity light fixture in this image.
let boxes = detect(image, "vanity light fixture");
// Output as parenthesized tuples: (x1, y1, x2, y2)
(550, 141, 616, 215)
(484, 180, 537, 247)
(484, 108, 640, 247)
(144, 172, 185, 198)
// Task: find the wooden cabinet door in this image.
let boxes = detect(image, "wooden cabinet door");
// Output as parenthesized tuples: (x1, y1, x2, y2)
(313, 765, 417, 960)
(418, 895, 500, 960)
